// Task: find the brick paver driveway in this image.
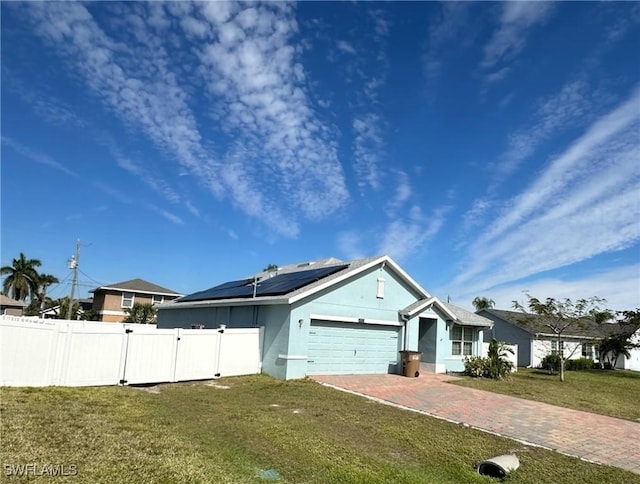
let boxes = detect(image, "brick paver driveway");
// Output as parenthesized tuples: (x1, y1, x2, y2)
(312, 373, 640, 475)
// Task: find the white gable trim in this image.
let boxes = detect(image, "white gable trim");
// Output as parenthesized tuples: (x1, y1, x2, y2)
(401, 297, 458, 322)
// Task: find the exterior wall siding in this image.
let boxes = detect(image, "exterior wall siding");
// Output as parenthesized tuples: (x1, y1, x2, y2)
(480, 313, 533, 367)
(156, 262, 452, 380)
(97, 291, 181, 323)
(2, 307, 24, 316)
(284, 264, 422, 379)
(531, 339, 585, 368)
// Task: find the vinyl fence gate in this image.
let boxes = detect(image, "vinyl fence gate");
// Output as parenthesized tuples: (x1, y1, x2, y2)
(0, 316, 263, 387)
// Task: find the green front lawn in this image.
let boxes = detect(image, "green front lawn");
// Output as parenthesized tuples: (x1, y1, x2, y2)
(2, 376, 638, 483)
(452, 368, 640, 421)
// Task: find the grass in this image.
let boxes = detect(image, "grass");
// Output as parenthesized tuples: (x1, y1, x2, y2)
(452, 368, 640, 421)
(1, 375, 639, 483)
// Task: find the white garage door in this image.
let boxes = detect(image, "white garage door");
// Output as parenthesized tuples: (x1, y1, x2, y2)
(307, 321, 400, 375)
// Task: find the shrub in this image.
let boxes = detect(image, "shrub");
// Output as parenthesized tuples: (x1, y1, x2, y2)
(540, 353, 561, 373)
(485, 339, 515, 380)
(565, 357, 594, 371)
(464, 340, 515, 380)
(464, 356, 486, 378)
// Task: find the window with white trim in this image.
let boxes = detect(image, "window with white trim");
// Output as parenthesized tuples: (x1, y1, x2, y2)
(551, 340, 563, 355)
(451, 325, 474, 356)
(121, 292, 134, 308)
(152, 294, 164, 305)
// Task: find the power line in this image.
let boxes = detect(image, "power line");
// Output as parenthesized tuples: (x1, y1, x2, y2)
(78, 269, 104, 287)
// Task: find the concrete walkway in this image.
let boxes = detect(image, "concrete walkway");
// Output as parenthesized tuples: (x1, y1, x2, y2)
(311, 373, 640, 475)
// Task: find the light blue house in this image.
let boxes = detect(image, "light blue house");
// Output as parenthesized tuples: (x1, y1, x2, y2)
(157, 255, 492, 379)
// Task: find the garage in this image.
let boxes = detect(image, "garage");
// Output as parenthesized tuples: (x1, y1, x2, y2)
(307, 320, 401, 375)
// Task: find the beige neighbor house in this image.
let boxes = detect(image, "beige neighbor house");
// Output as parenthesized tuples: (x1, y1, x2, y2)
(90, 279, 183, 323)
(0, 295, 26, 316)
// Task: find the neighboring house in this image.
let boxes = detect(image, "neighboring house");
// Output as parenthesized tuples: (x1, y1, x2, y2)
(478, 308, 606, 368)
(157, 255, 493, 380)
(90, 279, 183, 322)
(0, 295, 26, 316)
(39, 298, 94, 319)
(610, 325, 640, 371)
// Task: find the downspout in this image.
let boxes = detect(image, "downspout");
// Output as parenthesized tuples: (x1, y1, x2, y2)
(401, 313, 410, 350)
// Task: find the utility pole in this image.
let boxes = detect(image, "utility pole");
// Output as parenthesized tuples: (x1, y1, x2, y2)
(66, 239, 80, 320)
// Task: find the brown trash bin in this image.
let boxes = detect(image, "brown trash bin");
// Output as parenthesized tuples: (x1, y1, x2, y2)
(399, 350, 422, 377)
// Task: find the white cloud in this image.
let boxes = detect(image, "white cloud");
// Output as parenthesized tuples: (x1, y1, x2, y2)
(194, 2, 349, 225)
(107, 145, 181, 204)
(337, 231, 366, 260)
(1, 137, 78, 178)
(451, 264, 640, 313)
(423, 2, 475, 82)
(20, 1, 349, 237)
(386, 170, 412, 216)
(378, 205, 450, 262)
(453, 86, 640, 292)
(352, 114, 384, 190)
(185, 200, 200, 218)
(336, 40, 356, 55)
(481, 2, 554, 73)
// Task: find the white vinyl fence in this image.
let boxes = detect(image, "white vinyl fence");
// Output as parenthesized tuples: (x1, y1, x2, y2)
(0, 315, 263, 387)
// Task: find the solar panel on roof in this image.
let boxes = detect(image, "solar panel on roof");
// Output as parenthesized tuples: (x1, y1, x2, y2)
(178, 278, 254, 302)
(256, 264, 348, 296)
(177, 264, 349, 302)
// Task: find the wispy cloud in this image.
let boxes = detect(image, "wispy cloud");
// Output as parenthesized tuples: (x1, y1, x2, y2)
(385, 170, 412, 217)
(422, 2, 476, 83)
(450, 264, 640, 312)
(378, 205, 451, 262)
(349, 9, 391, 192)
(352, 113, 384, 190)
(18, 1, 345, 237)
(337, 231, 366, 261)
(193, 2, 349, 226)
(453, 86, 640, 292)
(92, 181, 184, 225)
(494, 80, 591, 182)
(336, 40, 356, 55)
(479, 2, 553, 84)
(1, 137, 79, 177)
(107, 144, 181, 205)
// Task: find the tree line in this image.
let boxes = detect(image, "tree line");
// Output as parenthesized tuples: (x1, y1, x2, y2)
(1, 252, 156, 323)
(0, 252, 97, 319)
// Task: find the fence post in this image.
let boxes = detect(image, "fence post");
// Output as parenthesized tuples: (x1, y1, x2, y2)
(171, 328, 180, 383)
(118, 326, 133, 385)
(214, 324, 226, 378)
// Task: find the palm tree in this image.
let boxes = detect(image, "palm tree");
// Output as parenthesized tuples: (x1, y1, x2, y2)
(472, 296, 495, 311)
(124, 303, 157, 324)
(37, 273, 59, 310)
(1, 253, 42, 301)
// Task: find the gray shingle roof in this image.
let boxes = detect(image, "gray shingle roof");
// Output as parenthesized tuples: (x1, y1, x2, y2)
(441, 302, 493, 327)
(91, 278, 182, 296)
(479, 308, 611, 339)
(0, 294, 27, 307)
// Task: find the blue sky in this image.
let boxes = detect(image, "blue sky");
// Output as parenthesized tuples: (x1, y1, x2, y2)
(1, 1, 639, 311)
